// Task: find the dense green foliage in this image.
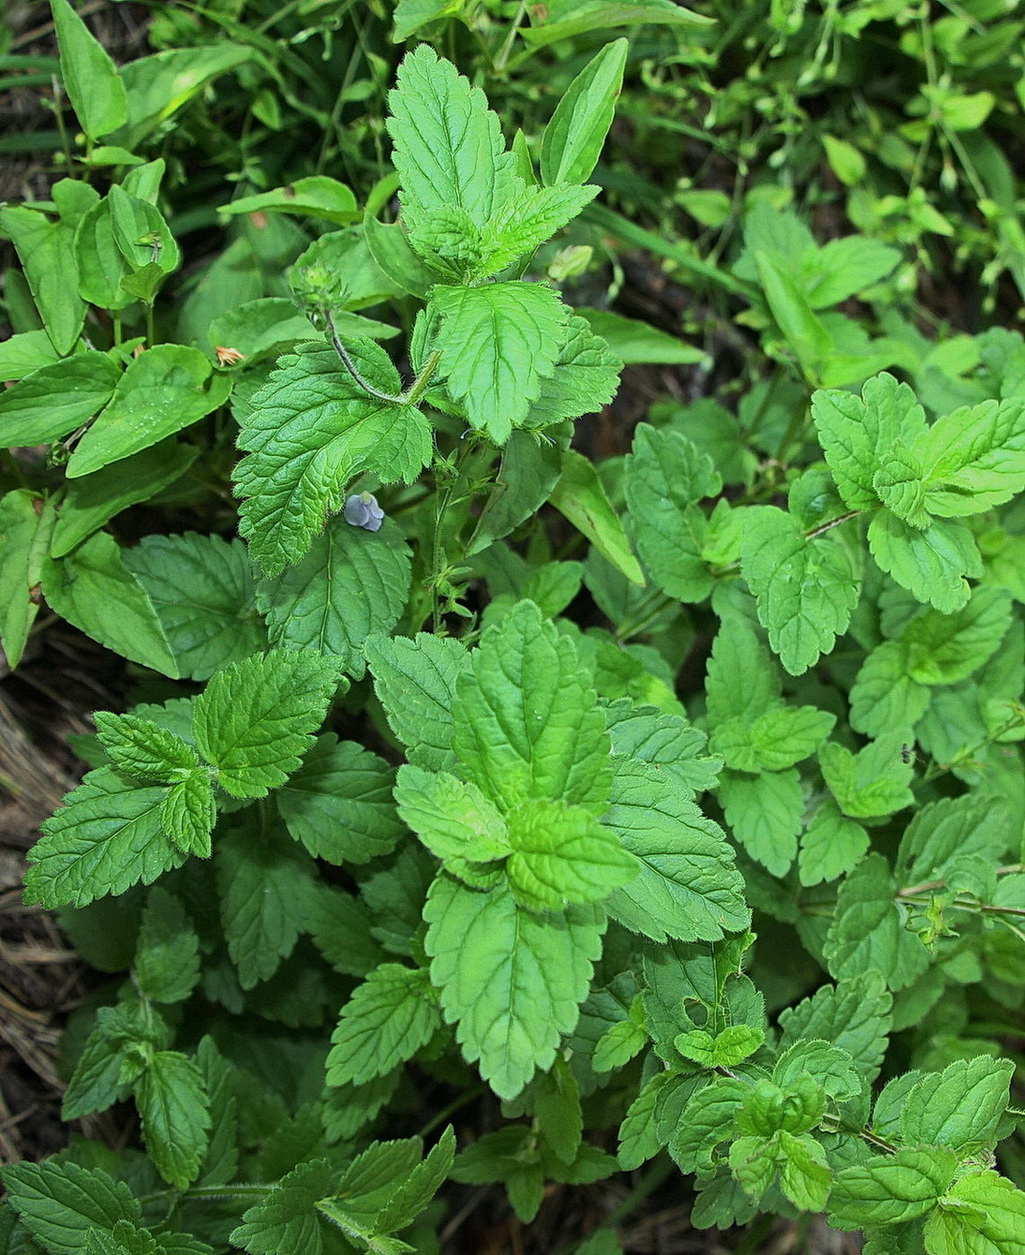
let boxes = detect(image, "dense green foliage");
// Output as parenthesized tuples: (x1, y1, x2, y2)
(1, 1, 1024, 1251)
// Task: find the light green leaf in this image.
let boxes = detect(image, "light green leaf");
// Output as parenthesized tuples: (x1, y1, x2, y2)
(867, 509, 981, 613)
(605, 760, 750, 942)
(193, 649, 339, 798)
(925, 1171, 1025, 1255)
(829, 1146, 957, 1230)
(0, 489, 55, 670)
(392, 0, 459, 41)
(675, 1024, 763, 1068)
(234, 342, 430, 575)
(550, 448, 643, 586)
(917, 396, 1025, 517)
(579, 309, 705, 365)
(777, 971, 892, 1083)
(777, 1130, 831, 1212)
(901, 1056, 1014, 1152)
(741, 504, 860, 675)
(278, 734, 403, 866)
(257, 515, 411, 678)
(819, 732, 915, 819)
(522, 0, 712, 46)
(902, 586, 1013, 686)
(873, 444, 929, 529)
(218, 177, 359, 226)
(432, 281, 571, 443)
(754, 250, 832, 379)
(848, 640, 931, 738)
(804, 235, 900, 308)
(122, 532, 266, 682)
(467, 428, 565, 556)
(478, 181, 597, 276)
(159, 770, 216, 859)
(94, 711, 197, 783)
(0, 200, 86, 355)
(364, 632, 469, 772)
(604, 702, 722, 798)
(718, 768, 803, 877)
(519, 317, 622, 431)
(424, 874, 604, 1100)
(506, 796, 637, 911)
(24, 767, 187, 908)
(394, 765, 509, 867)
(824, 853, 930, 991)
(774, 1040, 860, 1100)
(0, 352, 121, 445)
(540, 39, 628, 186)
(327, 964, 441, 1085)
(67, 345, 228, 479)
(670, 1078, 747, 1173)
(711, 704, 835, 774)
(452, 600, 612, 813)
(387, 44, 515, 235)
(0, 1160, 142, 1255)
(0, 328, 59, 379)
(798, 800, 870, 886)
(705, 616, 780, 726)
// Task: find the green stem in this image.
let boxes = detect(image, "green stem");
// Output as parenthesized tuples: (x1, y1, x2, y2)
(494, 0, 528, 72)
(325, 310, 406, 405)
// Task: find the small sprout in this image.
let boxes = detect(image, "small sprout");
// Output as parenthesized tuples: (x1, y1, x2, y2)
(344, 492, 385, 532)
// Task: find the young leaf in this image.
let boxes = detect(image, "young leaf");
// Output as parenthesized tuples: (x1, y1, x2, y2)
(773, 1040, 860, 1101)
(257, 516, 411, 678)
(478, 182, 597, 276)
(160, 770, 216, 858)
(193, 649, 339, 798)
(364, 632, 469, 772)
(775, 1130, 831, 1212)
(866, 510, 980, 613)
(917, 396, 1025, 516)
(24, 767, 188, 909)
(134, 886, 200, 1004)
(136, 1050, 211, 1189)
(828, 1146, 958, 1230)
(424, 874, 604, 1099)
(451, 600, 612, 813)
(94, 712, 199, 783)
(711, 704, 835, 774)
(924, 1171, 1025, 1255)
(777, 971, 892, 1083)
(900, 1056, 1014, 1152)
(819, 732, 915, 819)
(0, 1160, 142, 1255)
(901, 585, 1013, 685)
(234, 341, 430, 576)
(277, 734, 403, 866)
(541, 39, 628, 186)
(327, 963, 441, 1086)
(394, 765, 510, 867)
(123, 533, 266, 681)
(432, 281, 572, 443)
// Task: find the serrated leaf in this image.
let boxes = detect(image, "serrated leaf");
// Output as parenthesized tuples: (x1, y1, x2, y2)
(777, 971, 891, 1084)
(230, 1157, 334, 1255)
(917, 396, 1025, 516)
(369, 1127, 457, 1236)
(159, 770, 216, 858)
(774, 1040, 860, 1100)
(1, 1161, 142, 1255)
(848, 640, 931, 738)
(718, 768, 803, 877)
(670, 1078, 747, 1173)
(897, 793, 1008, 886)
(705, 616, 780, 726)
(24, 767, 187, 909)
(829, 1146, 957, 1230)
(257, 516, 411, 678)
(867, 511, 981, 614)
(506, 796, 637, 911)
(394, 765, 509, 868)
(387, 44, 515, 235)
(134, 887, 200, 1003)
(452, 600, 612, 813)
(819, 733, 915, 818)
(776, 1130, 831, 1212)
(902, 586, 1013, 686)
(234, 341, 430, 575)
(798, 800, 870, 886)
(901, 1056, 1014, 1152)
(605, 701, 722, 798)
(122, 533, 266, 681)
(136, 1050, 210, 1189)
(824, 853, 930, 991)
(519, 316, 622, 431)
(94, 712, 198, 783)
(605, 760, 750, 942)
(424, 874, 604, 1099)
(327, 963, 441, 1086)
(193, 649, 339, 798)
(624, 423, 721, 602)
(741, 504, 860, 675)
(925, 1170, 1025, 1255)
(479, 181, 597, 275)
(432, 282, 571, 443)
(364, 632, 469, 772)
(711, 704, 834, 773)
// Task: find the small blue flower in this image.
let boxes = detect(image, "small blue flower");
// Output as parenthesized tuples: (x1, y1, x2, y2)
(343, 492, 385, 532)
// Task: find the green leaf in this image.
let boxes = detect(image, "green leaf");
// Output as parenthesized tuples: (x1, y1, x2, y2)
(218, 177, 359, 226)
(477, 182, 597, 277)
(902, 586, 1013, 685)
(718, 768, 804, 877)
(159, 769, 216, 857)
(519, 317, 622, 431)
(452, 600, 612, 813)
(306, 884, 385, 977)
(0, 329, 59, 379)
(467, 429, 565, 556)
(51, 441, 199, 559)
(824, 853, 930, 991)
(754, 250, 832, 380)
(506, 796, 637, 911)
(812, 372, 929, 511)
(604, 702, 722, 799)
(917, 396, 1025, 517)
(670, 1078, 747, 1173)
(777, 971, 892, 1083)
(216, 823, 318, 990)
(550, 449, 644, 586)
(136, 1050, 210, 1189)
(676, 1024, 763, 1068)
(234, 342, 430, 575)
(327, 963, 441, 1085)
(387, 44, 514, 236)
(741, 504, 860, 675)
(798, 800, 870, 886)
(897, 793, 1008, 886)
(624, 423, 721, 602)
(535, 1055, 583, 1166)
(829, 1146, 957, 1230)
(711, 704, 835, 773)
(867, 509, 981, 614)
(122, 533, 266, 681)
(230, 1157, 334, 1255)
(257, 516, 411, 678)
(50, 0, 127, 138)
(278, 734, 403, 865)
(41, 532, 178, 677)
(872, 444, 929, 529)
(432, 282, 571, 443)
(24, 767, 187, 909)
(62, 1019, 130, 1120)
(819, 732, 915, 818)
(774, 1040, 860, 1100)
(848, 640, 932, 738)
(134, 887, 200, 1004)
(605, 760, 750, 941)
(803, 235, 900, 307)
(579, 308, 705, 366)
(0, 200, 86, 355)
(522, 0, 712, 46)
(364, 632, 469, 772)
(363, 214, 434, 300)
(776, 1130, 831, 1212)
(424, 874, 604, 1099)
(67, 346, 227, 479)
(925, 1171, 1025, 1255)
(193, 649, 339, 798)
(1, 1160, 141, 1255)
(540, 37, 627, 181)
(394, 765, 510, 869)
(117, 45, 253, 149)
(0, 352, 121, 445)
(107, 185, 181, 277)
(392, 0, 459, 40)
(0, 489, 55, 670)
(705, 616, 780, 726)
(901, 1056, 1014, 1152)
(74, 198, 135, 312)
(94, 711, 198, 782)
